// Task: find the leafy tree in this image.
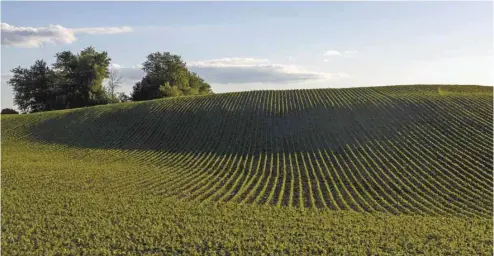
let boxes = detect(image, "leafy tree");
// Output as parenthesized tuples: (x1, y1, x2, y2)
(188, 71, 213, 95)
(8, 47, 113, 113)
(101, 88, 120, 104)
(131, 78, 159, 101)
(160, 82, 182, 97)
(8, 60, 59, 113)
(8, 48, 212, 112)
(1, 108, 19, 114)
(53, 47, 112, 108)
(131, 52, 212, 101)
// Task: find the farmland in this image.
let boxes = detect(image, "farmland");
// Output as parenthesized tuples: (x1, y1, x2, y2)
(2, 85, 493, 254)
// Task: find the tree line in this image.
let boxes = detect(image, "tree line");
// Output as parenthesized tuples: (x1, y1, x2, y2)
(6, 47, 212, 114)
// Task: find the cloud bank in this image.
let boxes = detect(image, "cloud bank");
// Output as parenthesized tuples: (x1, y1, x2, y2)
(1, 23, 133, 48)
(71, 26, 133, 35)
(112, 58, 347, 85)
(324, 50, 357, 56)
(188, 58, 346, 84)
(324, 50, 342, 56)
(323, 49, 357, 62)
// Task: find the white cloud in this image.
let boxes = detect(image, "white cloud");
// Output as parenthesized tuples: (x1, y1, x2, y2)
(324, 49, 357, 56)
(110, 63, 122, 69)
(72, 26, 133, 35)
(324, 50, 342, 56)
(189, 57, 270, 68)
(188, 57, 347, 84)
(323, 49, 357, 61)
(1, 23, 133, 48)
(1, 23, 76, 48)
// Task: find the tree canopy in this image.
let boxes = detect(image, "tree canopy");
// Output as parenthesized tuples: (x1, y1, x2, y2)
(52, 47, 112, 109)
(1, 108, 19, 114)
(8, 47, 112, 113)
(9, 60, 58, 113)
(8, 48, 213, 113)
(131, 52, 212, 101)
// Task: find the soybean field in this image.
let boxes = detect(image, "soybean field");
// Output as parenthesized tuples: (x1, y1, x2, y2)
(2, 85, 493, 255)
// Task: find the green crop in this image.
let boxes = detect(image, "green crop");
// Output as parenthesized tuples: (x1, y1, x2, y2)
(2, 85, 492, 254)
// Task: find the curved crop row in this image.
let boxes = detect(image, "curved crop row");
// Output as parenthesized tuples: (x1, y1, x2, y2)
(2, 85, 492, 217)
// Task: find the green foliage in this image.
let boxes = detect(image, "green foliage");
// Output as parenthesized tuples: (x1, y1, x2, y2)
(7, 47, 112, 113)
(1, 108, 19, 114)
(8, 60, 59, 113)
(52, 46, 112, 108)
(159, 82, 182, 97)
(1, 85, 492, 254)
(8, 49, 213, 112)
(131, 52, 212, 101)
(189, 71, 213, 95)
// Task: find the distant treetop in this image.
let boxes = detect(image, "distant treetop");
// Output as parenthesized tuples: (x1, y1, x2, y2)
(131, 52, 212, 101)
(1, 108, 19, 114)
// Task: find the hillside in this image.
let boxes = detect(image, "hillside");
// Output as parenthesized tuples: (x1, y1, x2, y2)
(2, 85, 493, 254)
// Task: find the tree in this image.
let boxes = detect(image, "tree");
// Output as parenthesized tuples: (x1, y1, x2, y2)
(160, 82, 182, 97)
(53, 46, 112, 109)
(131, 52, 212, 101)
(131, 78, 157, 101)
(1, 108, 19, 114)
(8, 47, 112, 113)
(188, 71, 213, 95)
(8, 60, 59, 113)
(106, 66, 123, 98)
(117, 92, 131, 102)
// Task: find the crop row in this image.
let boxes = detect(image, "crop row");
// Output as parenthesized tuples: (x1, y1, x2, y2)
(2, 85, 491, 217)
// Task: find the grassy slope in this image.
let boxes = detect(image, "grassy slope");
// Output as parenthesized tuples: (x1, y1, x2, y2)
(2, 85, 493, 254)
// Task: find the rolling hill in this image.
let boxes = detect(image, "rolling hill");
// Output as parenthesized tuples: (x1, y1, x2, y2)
(2, 85, 493, 254)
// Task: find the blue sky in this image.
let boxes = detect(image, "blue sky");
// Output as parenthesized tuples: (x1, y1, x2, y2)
(1, 1, 493, 109)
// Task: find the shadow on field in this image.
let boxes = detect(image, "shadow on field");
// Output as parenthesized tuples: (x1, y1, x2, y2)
(29, 93, 440, 155)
